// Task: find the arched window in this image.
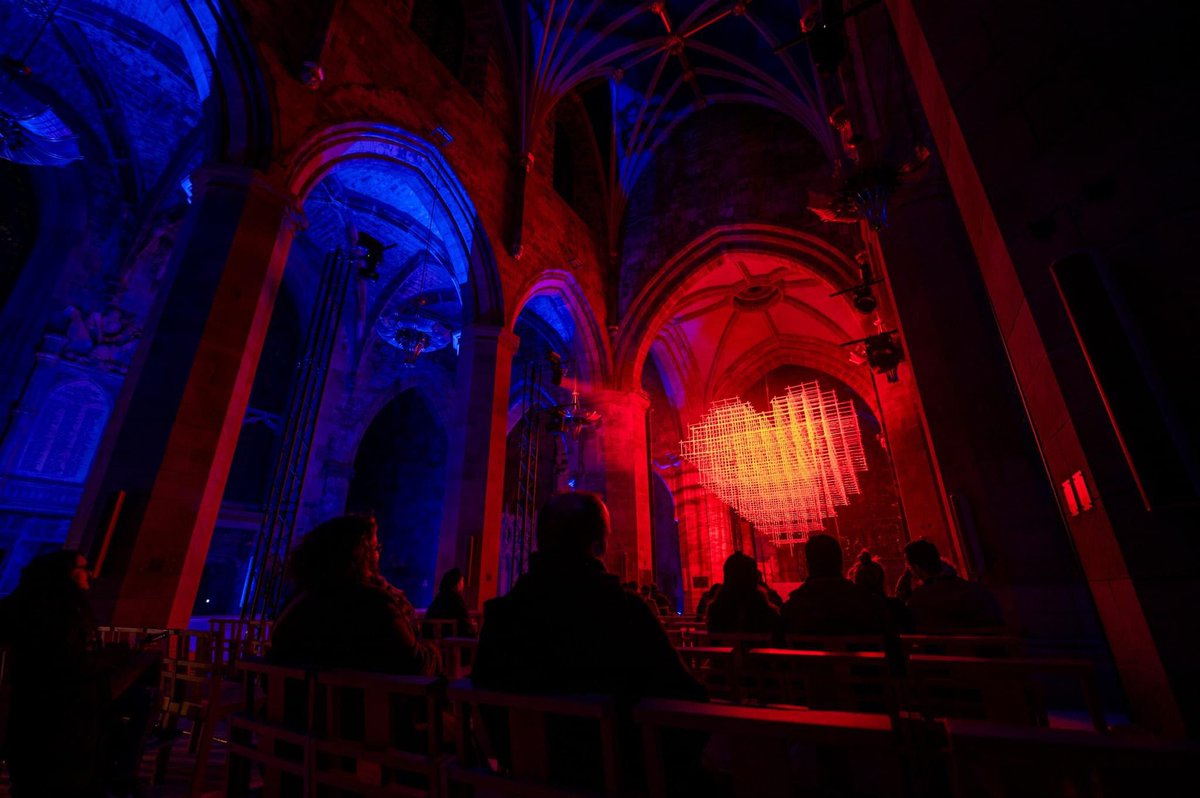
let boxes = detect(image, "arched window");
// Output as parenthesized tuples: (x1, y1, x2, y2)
(15, 380, 110, 482)
(411, 0, 466, 78)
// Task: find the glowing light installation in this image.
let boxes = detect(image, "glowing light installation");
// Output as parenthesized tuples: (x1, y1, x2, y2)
(679, 382, 867, 545)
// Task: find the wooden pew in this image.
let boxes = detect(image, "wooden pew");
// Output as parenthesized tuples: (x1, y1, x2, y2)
(96, 625, 173, 656)
(636, 698, 905, 798)
(227, 657, 315, 798)
(945, 719, 1200, 797)
(676, 646, 737, 702)
(783, 634, 886, 652)
(906, 654, 1105, 731)
(742, 648, 899, 715)
(444, 678, 621, 797)
(312, 669, 445, 797)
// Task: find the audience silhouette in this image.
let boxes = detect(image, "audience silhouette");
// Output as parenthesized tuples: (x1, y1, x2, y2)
(472, 491, 705, 792)
(269, 515, 439, 675)
(695, 581, 722, 618)
(0, 550, 158, 798)
(424, 567, 474, 637)
(780, 535, 891, 636)
(705, 552, 780, 634)
(904, 539, 1004, 631)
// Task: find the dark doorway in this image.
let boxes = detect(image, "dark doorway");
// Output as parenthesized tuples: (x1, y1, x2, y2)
(347, 390, 448, 607)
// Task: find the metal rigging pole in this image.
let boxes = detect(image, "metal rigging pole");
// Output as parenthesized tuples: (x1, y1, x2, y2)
(242, 248, 353, 619)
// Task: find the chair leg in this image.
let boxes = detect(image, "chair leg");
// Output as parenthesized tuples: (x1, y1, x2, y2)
(189, 715, 215, 796)
(153, 714, 179, 785)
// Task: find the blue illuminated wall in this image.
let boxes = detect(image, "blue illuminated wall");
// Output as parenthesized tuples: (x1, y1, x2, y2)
(347, 390, 448, 608)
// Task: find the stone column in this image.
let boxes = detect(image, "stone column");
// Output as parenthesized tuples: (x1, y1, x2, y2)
(584, 389, 653, 584)
(436, 323, 519, 607)
(68, 165, 300, 628)
(885, 0, 1187, 733)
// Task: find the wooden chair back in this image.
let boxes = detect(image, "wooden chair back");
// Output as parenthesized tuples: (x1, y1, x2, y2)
(227, 657, 314, 798)
(636, 698, 903, 798)
(445, 678, 621, 797)
(209, 618, 271, 676)
(421, 618, 459, 641)
(669, 621, 709, 647)
(312, 669, 445, 797)
(699, 631, 775, 650)
(439, 637, 478, 679)
(906, 654, 1104, 730)
(743, 648, 899, 715)
(153, 633, 240, 794)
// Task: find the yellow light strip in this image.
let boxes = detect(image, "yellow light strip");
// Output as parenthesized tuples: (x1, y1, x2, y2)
(679, 381, 867, 545)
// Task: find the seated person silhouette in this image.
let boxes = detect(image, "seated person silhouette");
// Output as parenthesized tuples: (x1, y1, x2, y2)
(424, 567, 474, 638)
(903, 539, 1005, 631)
(849, 548, 912, 632)
(705, 552, 780, 635)
(270, 515, 439, 676)
(0, 550, 159, 798)
(780, 535, 891, 636)
(695, 582, 722, 619)
(472, 491, 705, 792)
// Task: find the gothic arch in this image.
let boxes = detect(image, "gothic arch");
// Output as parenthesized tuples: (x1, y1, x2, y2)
(614, 224, 864, 391)
(286, 123, 504, 326)
(509, 269, 611, 387)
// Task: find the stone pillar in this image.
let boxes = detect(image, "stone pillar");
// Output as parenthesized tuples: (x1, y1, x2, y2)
(68, 165, 300, 628)
(585, 389, 653, 584)
(868, 358, 958, 561)
(436, 323, 519, 607)
(885, 0, 1186, 733)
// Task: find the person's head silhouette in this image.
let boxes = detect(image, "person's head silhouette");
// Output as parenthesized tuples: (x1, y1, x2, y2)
(537, 491, 609, 558)
(805, 534, 843, 579)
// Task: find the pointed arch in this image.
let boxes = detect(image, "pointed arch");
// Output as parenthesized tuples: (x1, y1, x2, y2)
(509, 268, 612, 386)
(614, 225, 862, 391)
(285, 122, 504, 326)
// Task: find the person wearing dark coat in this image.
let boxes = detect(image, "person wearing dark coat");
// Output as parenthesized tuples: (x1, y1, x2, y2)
(705, 552, 780, 635)
(904, 539, 1005, 631)
(780, 535, 892, 636)
(0, 550, 158, 798)
(424, 567, 474, 637)
(695, 582, 722, 618)
(472, 492, 706, 792)
(269, 515, 439, 676)
(848, 549, 912, 631)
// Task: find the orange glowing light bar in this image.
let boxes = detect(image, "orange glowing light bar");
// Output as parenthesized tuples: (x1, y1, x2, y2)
(679, 381, 867, 545)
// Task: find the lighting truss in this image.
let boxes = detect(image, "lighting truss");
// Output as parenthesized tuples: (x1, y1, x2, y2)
(679, 382, 867, 545)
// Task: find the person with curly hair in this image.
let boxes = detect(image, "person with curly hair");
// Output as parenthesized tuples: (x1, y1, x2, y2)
(268, 515, 439, 676)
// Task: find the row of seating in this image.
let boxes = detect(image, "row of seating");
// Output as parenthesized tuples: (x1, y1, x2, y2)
(679, 645, 1106, 730)
(221, 657, 1197, 798)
